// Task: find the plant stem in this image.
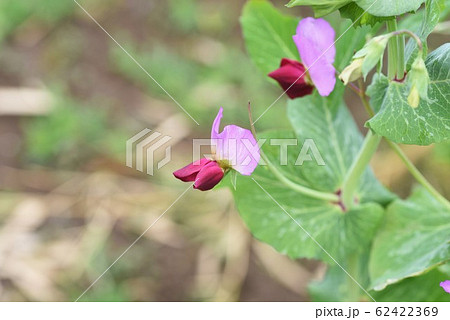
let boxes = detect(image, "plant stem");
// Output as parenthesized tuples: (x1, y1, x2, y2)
(262, 153, 339, 202)
(247, 102, 339, 202)
(357, 78, 374, 117)
(386, 141, 450, 210)
(397, 34, 405, 78)
(386, 20, 399, 80)
(341, 130, 381, 209)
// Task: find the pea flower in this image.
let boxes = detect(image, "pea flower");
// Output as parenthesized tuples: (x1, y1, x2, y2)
(268, 17, 336, 98)
(173, 107, 260, 191)
(440, 280, 450, 294)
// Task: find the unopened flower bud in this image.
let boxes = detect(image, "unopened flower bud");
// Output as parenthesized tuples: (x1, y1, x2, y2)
(407, 86, 420, 108)
(339, 58, 363, 85)
(363, 35, 390, 78)
(407, 55, 429, 108)
(353, 35, 390, 79)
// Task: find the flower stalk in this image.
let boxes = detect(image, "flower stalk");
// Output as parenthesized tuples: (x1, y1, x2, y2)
(397, 34, 405, 78)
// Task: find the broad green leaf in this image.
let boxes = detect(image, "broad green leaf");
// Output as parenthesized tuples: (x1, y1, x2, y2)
(309, 264, 353, 301)
(366, 44, 450, 145)
(373, 267, 450, 301)
(339, 2, 393, 27)
(309, 253, 371, 301)
(241, 0, 299, 75)
(369, 188, 450, 290)
(355, 0, 425, 17)
(404, 0, 446, 68)
(231, 94, 393, 262)
(287, 0, 425, 17)
(287, 0, 351, 17)
(310, 262, 450, 301)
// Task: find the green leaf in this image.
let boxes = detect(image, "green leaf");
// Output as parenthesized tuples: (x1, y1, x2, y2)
(287, 0, 425, 17)
(355, 0, 425, 17)
(241, 0, 299, 75)
(369, 188, 450, 291)
(309, 253, 371, 301)
(231, 94, 393, 262)
(366, 44, 450, 145)
(373, 267, 450, 302)
(287, 0, 351, 17)
(405, 0, 445, 68)
(339, 2, 393, 27)
(309, 265, 352, 301)
(310, 262, 450, 301)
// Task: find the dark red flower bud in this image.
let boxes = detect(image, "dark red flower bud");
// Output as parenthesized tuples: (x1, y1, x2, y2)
(268, 58, 314, 99)
(173, 158, 224, 191)
(193, 161, 224, 191)
(173, 158, 211, 182)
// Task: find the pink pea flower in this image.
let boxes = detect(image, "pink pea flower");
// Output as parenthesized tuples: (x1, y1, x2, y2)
(269, 17, 336, 98)
(173, 107, 259, 191)
(440, 280, 450, 294)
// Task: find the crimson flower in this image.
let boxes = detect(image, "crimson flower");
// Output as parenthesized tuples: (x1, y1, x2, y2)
(269, 17, 336, 99)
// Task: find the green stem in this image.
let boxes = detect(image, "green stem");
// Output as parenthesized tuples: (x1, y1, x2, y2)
(341, 130, 381, 209)
(387, 20, 399, 80)
(397, 34, 405, 78)
(247, 103, 339, 203)
(357, 78, 374, 117)
(261, 152, 339, 202)
(386, 141, 450, 210)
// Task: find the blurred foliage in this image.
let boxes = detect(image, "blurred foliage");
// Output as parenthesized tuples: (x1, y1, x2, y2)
(0, 0, 75, 43)
(110, 40, 287, 129)
(24, 93, 125, 167)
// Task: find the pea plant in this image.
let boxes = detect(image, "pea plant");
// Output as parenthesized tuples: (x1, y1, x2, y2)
(174, 0, 450, 301)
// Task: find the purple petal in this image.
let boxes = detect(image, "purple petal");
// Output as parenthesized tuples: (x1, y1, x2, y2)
(211, 107, 223, 141)
(216, 125, 260, 175)
(293, 17, 336, 96)
(173, 158, 211, 182)
(210, 107, 259, 175)
(194, 161, 224, 191)
(440, 280, 450, 294)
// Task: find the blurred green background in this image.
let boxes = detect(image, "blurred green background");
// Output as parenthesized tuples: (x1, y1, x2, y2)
(0, 0, 448, 301)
